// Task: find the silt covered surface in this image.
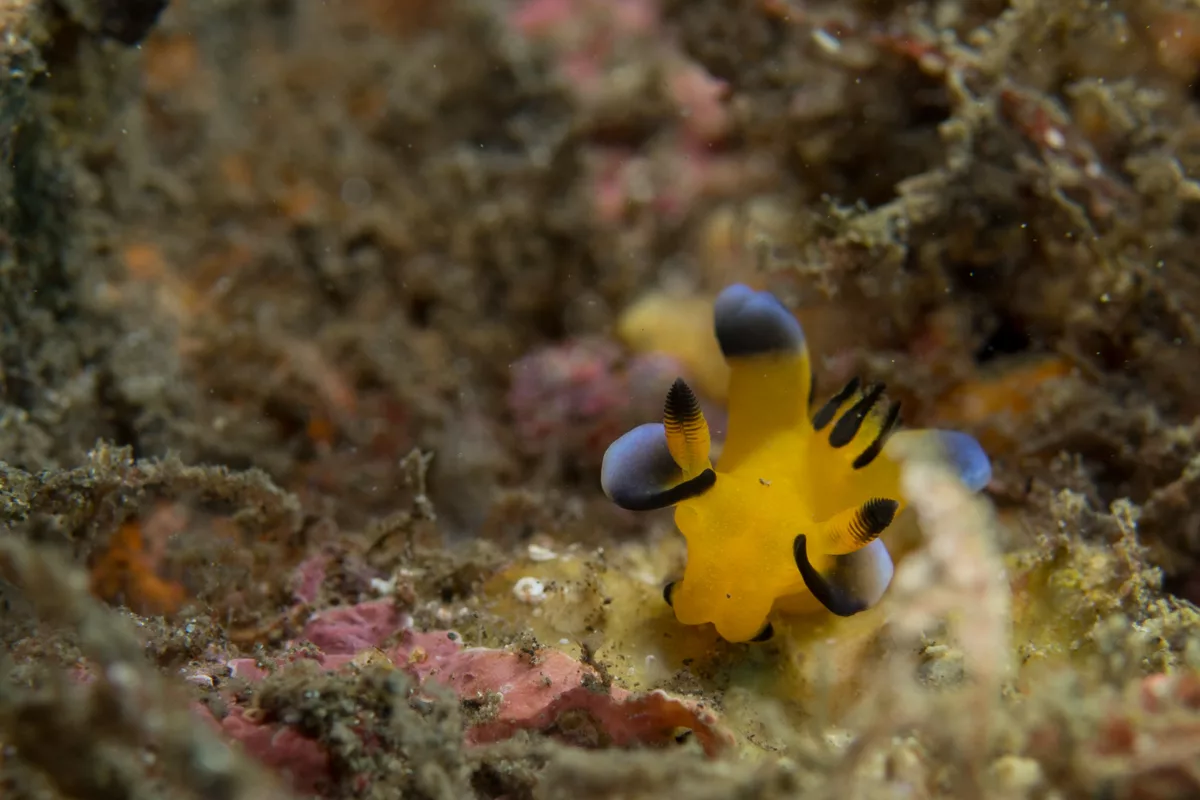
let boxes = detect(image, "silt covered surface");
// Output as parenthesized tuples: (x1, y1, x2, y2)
(0, 0, 1199, 798)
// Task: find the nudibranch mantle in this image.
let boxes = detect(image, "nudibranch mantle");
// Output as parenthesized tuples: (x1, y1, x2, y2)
(601, 284, 992, 643)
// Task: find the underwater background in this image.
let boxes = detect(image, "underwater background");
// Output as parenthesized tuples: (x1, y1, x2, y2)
(1, 0, 1199, 797)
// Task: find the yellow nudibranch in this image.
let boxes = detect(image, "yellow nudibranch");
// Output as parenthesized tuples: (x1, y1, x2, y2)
(601, 284, 992, 643)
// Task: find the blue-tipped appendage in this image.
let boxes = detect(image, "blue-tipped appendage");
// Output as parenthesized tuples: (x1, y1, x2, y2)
(929, 429, 992, 492)
(713, 284, 806, 358)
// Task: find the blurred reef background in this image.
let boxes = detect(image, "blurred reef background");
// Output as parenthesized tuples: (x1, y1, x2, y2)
(2, 0, 1200, 798)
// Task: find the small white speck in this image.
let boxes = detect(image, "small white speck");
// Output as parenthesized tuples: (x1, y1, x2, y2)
(527, 544, 558, 562)
(811, 28, 842, 54)
(369, 576, 396, 595)
(824, 728, 856, 750)
(106, 662, 136, 688)
(513, 577, 547, 605)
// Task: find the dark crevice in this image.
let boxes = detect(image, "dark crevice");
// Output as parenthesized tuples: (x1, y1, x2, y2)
(408, 294, 435, 328)
(975, 314, 1033, 364)
(96, 369, 142, 458)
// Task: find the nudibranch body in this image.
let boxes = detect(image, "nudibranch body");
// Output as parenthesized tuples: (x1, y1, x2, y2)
(601, 284, 992, 643)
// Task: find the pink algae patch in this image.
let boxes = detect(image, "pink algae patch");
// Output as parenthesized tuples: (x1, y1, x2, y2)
(447, 647, 730, 756)
(300, 597, 407, 655)
(289, 553, 329, 605)
(204, 708, 331, 794)
(197, 600, 734, 793)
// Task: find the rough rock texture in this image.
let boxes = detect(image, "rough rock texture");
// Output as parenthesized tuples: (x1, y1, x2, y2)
(2, 0, 1200, 798)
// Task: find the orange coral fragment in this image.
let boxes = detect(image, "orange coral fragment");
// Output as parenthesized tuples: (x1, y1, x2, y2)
(143, 33, 200, 95)
(90, 522, 185, 616)
(348, 0, 440, 37)
(1150, 11, 1200, 80)
(219, 153, 256, 195)
(306, 414, 337, 448)
(122, 239, 207, 321)
(278, 178, 323, 223)
(122, 242, 167, 280)
(933, 356, 1074, 453)
(936, 357, 1073, 423)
